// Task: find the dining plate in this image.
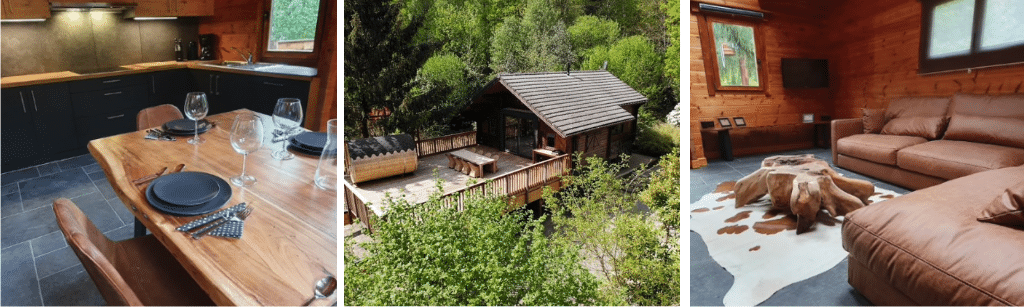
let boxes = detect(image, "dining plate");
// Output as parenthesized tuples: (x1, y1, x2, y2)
(163, 119, 211, 135)
(145, 174, 232, 216)
(287, 144, 324, 156)
(290, 132, 327, 151)
(151, 172, 221, 207)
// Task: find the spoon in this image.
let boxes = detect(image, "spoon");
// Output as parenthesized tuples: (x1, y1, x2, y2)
(302, 275, 337, 306)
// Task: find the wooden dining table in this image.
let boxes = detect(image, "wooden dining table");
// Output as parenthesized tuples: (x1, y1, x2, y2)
(450, 149, 497, 177)
(87, 109, 337, 306)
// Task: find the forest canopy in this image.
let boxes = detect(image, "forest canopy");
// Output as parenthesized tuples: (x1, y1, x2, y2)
(345, 0, 680, 140)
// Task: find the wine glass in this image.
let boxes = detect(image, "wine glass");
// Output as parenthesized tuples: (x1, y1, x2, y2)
(271, 98, 303, 160)
(183, 92, 209, 145)
(229, 112, 265, 187)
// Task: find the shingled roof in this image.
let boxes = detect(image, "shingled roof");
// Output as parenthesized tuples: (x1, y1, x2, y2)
(490, 70, 647, 137)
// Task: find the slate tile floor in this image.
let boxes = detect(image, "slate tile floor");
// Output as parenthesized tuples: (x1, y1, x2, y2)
(689, 147, 911, 306)
(2, 154, 137, 306)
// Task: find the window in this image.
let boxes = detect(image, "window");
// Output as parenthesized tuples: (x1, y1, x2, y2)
(267, 0, 321, 52)
(920, 0, 1024, 73)
(695, 12, 767, 95)
(610, 124, 623, 135)
(261, 0, 328, 66)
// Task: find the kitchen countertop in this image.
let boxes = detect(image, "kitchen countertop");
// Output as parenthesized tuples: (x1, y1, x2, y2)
(1, 60, 316, 88)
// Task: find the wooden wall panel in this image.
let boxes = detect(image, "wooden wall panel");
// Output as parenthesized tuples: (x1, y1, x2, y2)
(828, 0, 1024, 119)
(197, 0, 262, 62)
(689, 0, 833, 168)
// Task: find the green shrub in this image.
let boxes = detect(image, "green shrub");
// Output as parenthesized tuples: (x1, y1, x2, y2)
(634, 120, 680, 157)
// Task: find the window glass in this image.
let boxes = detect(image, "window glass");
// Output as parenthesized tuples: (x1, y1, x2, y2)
(980, 0, 1024, 51)
(711, 22, 760, 87)
(928, 0, 974, 58)
(267, 0, 321, 52)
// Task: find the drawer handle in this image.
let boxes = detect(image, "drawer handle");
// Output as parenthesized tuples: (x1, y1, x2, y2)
(102, 79, 121, 83)
(263, 82, 284, 87)
(107, 114, 125, 119)
(104, 91, 123, 96)
(19, 92, 27, 113)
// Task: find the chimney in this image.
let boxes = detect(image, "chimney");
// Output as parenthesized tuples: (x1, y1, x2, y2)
(565, 63, 571, 75)
(602, 61, 608, 70)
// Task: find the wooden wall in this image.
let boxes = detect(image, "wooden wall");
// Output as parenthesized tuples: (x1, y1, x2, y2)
(197, 0, 262, 62)
(828, 0, 1024, 118)
(689, 0, 834, 167)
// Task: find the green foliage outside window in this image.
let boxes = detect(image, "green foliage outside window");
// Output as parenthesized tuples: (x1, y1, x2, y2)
(712, 22, 760, 87)
(268, 0, 320, 50)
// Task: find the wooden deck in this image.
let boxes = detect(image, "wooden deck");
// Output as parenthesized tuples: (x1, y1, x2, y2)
(347, 145, 533, 213)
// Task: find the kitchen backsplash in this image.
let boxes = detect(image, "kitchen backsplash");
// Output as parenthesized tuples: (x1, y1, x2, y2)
(1, 11, 199, 77)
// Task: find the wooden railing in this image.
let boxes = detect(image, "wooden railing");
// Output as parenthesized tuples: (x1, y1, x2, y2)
(438, 154, 571, 210)
(416, 131, 477, 157)
(343, 180, 375, 234)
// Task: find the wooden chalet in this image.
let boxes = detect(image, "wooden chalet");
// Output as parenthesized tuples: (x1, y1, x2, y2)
(343, 70, 648, 233)
(465, 70, 648, 162)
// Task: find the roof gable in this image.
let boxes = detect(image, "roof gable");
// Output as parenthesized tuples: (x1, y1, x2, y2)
(491, 70, 647, 137)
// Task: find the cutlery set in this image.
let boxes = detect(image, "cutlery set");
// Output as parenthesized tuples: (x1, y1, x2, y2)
(145, 128, 177, 141)
(188, 206, 254, 239)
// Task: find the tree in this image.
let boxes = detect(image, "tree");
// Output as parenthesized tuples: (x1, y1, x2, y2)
(345, 191, 601, 305)
(583, 35, 668, 118)
(399, 54, 478, 137)
(268, 0, 320, 42)
(490, 0, 576, 73)
(344, 0, 436, 138)
(662, 0, 680, 99)
(568, 15, 620, 62)
(639, 147, 680, 241)
(543, 154, 680, 305)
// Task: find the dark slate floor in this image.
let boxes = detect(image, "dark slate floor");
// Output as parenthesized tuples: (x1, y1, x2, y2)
(2, 154, 139, 306)
(689, 147, 912, 306)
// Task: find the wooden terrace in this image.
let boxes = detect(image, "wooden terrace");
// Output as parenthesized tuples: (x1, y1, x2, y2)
(344, 131, 571, 233)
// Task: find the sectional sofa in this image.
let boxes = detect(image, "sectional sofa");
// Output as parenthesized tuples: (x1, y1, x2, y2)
(832, 93, 1024, 305)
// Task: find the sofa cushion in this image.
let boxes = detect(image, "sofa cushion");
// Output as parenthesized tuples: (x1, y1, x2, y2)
(945, 115, 1024, 149)
(944, 94, 1024, 149)
(880, 116, 948, 139)
(862, 108, 885, 134)
(881, 97, 952, 139)
(842, 165, 1024, 306)
(978, 182, 1024, 228)
(897, 140, 1024, 180)
(836, 134, 928, 165)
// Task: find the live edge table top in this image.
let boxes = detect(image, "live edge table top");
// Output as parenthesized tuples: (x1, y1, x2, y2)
(87, 109, 337, 306)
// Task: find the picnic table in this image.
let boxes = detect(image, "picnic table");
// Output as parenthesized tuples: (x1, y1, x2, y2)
(449, 149, 496, 177)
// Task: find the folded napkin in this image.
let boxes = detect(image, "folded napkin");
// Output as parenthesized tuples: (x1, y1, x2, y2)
(176, 203, 247, 238)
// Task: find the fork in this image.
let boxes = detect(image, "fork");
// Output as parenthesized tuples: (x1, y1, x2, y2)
(191, 206, 254, 239)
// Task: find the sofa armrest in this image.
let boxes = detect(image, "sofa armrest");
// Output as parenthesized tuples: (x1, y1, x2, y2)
(832, 118, 864, 162)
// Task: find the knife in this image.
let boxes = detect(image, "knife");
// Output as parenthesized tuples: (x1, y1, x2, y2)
(178, 203, 245, 233)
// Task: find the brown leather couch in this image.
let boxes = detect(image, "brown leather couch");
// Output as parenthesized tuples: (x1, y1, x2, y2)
(831, 93, 1024, 190)
(842, 165, 1024, 305)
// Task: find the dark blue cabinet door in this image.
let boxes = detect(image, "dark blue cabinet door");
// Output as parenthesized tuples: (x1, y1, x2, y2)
(28, 83, 77, 154)
(1, 89, 38, 170)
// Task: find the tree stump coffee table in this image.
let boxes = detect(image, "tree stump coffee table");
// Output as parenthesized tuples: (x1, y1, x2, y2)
(733, 154, 875, 234)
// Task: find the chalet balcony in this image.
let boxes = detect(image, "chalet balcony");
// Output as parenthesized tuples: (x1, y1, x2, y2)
(343, 131, 571, 233)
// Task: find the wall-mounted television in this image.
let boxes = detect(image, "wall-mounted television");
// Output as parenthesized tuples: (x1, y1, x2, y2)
(781, 58, 829, 88)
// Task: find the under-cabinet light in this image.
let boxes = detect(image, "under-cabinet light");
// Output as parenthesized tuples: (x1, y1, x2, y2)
(134, 17, 177, 20)
(1, 19, 46, 22)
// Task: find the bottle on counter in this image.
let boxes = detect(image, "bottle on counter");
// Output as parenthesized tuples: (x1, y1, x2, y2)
(187, 41, 198, 60)
(175, 38, 185, 62)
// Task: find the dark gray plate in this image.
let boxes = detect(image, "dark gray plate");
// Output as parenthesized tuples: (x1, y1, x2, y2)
(290, 132, 327, 151)
(151, 172, 221, 207)
(145, 174, 231, 216)
(163, 119, 211, 135)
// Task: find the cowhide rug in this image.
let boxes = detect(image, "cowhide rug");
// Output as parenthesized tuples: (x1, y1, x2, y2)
(691, 181, 900, 306)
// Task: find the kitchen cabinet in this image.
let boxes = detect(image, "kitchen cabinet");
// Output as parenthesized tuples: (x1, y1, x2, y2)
(148, 69, 194, 108)
(175, 0, 213, 16)
(191, 70, 257, 115)
(1, 83, 77, 171)
(249, 76, 310, 122)
(133, 0, 176, 17)
(69, 77, 150, 148)
(1, 0, 50, 20)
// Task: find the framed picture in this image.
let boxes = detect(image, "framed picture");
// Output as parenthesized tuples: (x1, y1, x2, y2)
(733, 117, 746, 127)
(718, 117, 733, 128)
(802, 113, 814, 123)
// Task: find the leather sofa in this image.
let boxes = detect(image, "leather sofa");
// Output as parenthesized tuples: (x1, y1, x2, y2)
(831, 93, 1024, 190)
(842, 165, 1024, 305)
